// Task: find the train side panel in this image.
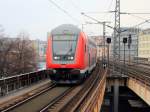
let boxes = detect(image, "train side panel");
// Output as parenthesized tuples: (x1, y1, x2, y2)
(46, 35, 53, 69)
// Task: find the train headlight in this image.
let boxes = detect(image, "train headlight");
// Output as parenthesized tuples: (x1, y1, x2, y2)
(54, 56, 60, 60)
(68, 56, 74, 60)
(70, 57, 74, 60)
(54, 57, 57, 59)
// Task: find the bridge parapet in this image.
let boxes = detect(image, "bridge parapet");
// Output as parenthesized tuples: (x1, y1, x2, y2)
(112, 62, 150, 106)
(0, 70, 48, 96)
(123, 64, 150, 106)
(109, 61, 150, 106)
(127, 77, 150, 106)
(78, 69, 107, 112)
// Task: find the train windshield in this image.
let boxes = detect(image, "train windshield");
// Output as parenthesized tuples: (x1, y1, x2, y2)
(52, 34, 78, 60)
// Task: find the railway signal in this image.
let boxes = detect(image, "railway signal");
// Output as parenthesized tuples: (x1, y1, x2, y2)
(106, 38, 111, 68)
(128, 34, 132, 49)
(123, 37, 127, 44)
(123, 37, 127, 75)
(128, 34, 132, 64)
(107, 38, 111, 44)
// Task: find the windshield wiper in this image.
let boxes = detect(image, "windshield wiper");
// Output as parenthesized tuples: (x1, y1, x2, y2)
(63, 45, 72, 57)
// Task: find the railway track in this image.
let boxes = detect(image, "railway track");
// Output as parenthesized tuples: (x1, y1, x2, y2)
(0, 81, 52, 109)
(0, 83, 55, 112)
(124, 66, 150, 86)
(40, 64, 102, 112)
(1, 83, 73, 112)
(39, 86, 76, 112)
(60, 63, 103, 112)
(0, 63, 104, 112)
(120, 63, 150, 79)
(110, 62, 150, 85)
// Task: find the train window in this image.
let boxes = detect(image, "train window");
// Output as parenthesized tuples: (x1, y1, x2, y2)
(52, 34, 78, 58)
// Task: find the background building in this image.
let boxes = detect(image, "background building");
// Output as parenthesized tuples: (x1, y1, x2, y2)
(32, 40, 47, 69)
(91, 35, 103, 60)
(112, 27, 140, 61)
(138, 28, 150, 61)
(91, 35, 111, 61)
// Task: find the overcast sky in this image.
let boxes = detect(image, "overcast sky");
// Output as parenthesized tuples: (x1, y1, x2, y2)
(0, 0, 150, 40)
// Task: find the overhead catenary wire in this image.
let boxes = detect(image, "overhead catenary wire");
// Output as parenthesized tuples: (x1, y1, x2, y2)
(100, 0, 114, 20)
(106, 0, 114, 24)
(109, 11, 150, 28)
(81, 0, 115, 32)
(85, 0, 114, 14)
(119, 12, 150, 27)
(128, 14, 148, 21)
(48, 0, 80, 24)
(124, 12, 150, 15)
(70, 0, 82, 12)
(79, 1, 150, 33)
(82, 11, 110, 14)
(126, 13, 150, 24)
(107, 0, 114, 11)
(132, 19, 150, 28)
(81, 13, 114, 30)
(84, 11, 150, 16)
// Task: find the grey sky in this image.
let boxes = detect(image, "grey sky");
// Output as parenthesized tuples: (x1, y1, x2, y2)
(0, 0, 150, 40)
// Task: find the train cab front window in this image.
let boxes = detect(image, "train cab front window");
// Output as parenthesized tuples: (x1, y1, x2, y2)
(52, 34, 78, 61)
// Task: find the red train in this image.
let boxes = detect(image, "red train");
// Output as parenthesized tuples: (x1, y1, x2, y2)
(46, 24, 97, 83)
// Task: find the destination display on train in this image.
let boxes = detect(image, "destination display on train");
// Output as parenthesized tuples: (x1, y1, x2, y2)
(52, 35, 77, 41)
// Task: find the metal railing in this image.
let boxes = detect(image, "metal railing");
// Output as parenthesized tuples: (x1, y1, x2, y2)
(0, 69, 49, 96)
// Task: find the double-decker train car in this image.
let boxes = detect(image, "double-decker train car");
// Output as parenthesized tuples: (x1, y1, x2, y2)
(46, 24, 97, 84)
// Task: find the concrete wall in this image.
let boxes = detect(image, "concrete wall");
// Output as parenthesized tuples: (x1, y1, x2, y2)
(127, 77, 150, 106)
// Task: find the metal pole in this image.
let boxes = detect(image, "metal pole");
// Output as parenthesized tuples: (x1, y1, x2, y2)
(113, 0, 121, 75)
(124, 43, 125, 75)
(103, 22, 106, 61)
(137, 28, 140, 64)
(114, 78, 119, 112)
(118, 0, 121, 63)
(129, 47, 130, 64)
(107, 38, 111, 68)
(108, 44, 110, 68)
(82, 24, 84, 31)
(99, 38, 101, 61)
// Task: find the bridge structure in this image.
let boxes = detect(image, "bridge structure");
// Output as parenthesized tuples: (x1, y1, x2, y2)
(0, 61, 149, 112)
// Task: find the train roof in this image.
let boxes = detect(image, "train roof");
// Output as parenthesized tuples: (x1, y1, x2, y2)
(51, 24, 81, 35)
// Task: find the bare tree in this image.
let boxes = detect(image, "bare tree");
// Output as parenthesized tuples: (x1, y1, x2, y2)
(10, 32, 37, 75)
(0, 26, 15, 77)
(0, 31, 37, 77)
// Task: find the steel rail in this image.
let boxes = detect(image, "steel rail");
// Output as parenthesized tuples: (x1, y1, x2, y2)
(1, 83, 56, 112)
(75, 70, 106, 112)
(60, 64, 102, 112)
(1, 64, 104, 112)
(110, 62, 150, 86)
(72, 71, 100, 112)
(125, 68, 150, 86)
(39, 87, 75, 112)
